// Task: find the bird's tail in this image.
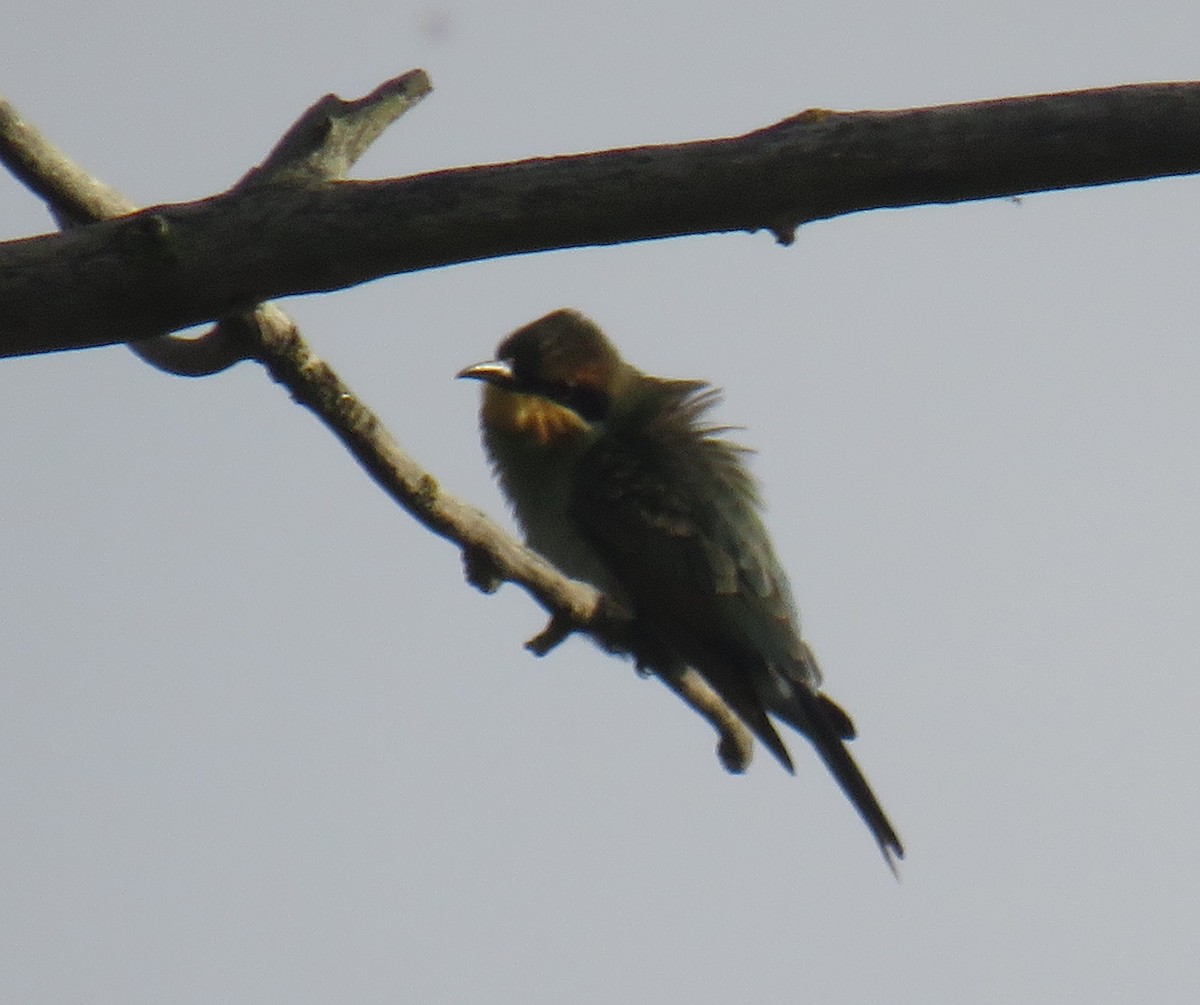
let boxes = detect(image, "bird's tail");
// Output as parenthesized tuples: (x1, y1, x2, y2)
(667, 643, 903, 870)
(773, 686, 904, 872)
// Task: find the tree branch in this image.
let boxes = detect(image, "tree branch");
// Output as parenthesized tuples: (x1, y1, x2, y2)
(4, 80, 1200, 357)
(0, 75, 757, 772)
(0, 70, 431, 375)
(242, 311, 756, 770)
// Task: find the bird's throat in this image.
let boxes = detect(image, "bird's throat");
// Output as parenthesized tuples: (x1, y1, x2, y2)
(481, 386, 591, 448)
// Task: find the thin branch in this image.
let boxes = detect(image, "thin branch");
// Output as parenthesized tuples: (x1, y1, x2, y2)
(5, 80, 1200, 357)
(0, 77, 756, 771)
(242, 70, 432, 186)
(239, 309, 756, 771)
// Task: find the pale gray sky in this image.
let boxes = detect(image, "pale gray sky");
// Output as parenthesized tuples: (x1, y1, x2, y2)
(3, 3, 1199, 1002)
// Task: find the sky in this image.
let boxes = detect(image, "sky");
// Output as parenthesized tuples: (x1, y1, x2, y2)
(3, 2, 1199, 1003)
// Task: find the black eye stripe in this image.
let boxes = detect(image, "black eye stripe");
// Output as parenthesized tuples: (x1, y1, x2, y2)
(534, 380, 610, 422)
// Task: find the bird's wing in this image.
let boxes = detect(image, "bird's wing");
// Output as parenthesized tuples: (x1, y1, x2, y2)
(573, 384, 809, 674)
(570, 383, 809, 764)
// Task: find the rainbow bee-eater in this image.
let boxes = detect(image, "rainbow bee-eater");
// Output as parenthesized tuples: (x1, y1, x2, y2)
(459, 308, 902, 866)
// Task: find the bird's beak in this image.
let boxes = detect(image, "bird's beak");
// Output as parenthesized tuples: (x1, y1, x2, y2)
(456, 359, 515, 387)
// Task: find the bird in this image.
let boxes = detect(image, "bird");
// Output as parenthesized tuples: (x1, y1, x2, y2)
(458, 308, 903, 867)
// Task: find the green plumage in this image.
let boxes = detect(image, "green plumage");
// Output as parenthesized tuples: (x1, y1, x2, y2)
(462, 309, 902, 868)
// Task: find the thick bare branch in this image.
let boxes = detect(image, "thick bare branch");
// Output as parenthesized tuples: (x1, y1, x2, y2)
(4, 81, 1200, 357)
(0, 71, 431, 374)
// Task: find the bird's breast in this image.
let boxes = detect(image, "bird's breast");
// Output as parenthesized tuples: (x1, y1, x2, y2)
(481, 393, 620, 595)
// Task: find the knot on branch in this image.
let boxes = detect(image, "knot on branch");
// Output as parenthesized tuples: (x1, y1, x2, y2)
(463, 544, 504, 594)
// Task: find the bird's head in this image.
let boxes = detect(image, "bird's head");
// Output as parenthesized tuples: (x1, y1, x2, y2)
(457, 309, 631, 448)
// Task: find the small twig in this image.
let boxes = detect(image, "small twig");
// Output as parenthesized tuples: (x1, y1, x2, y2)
(657, 667, 755, 773)
(242, 70, 432, 186)
(525, 614, 579, 657)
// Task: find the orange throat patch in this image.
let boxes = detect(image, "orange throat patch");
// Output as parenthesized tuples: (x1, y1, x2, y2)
(481, 386, 591, 448)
